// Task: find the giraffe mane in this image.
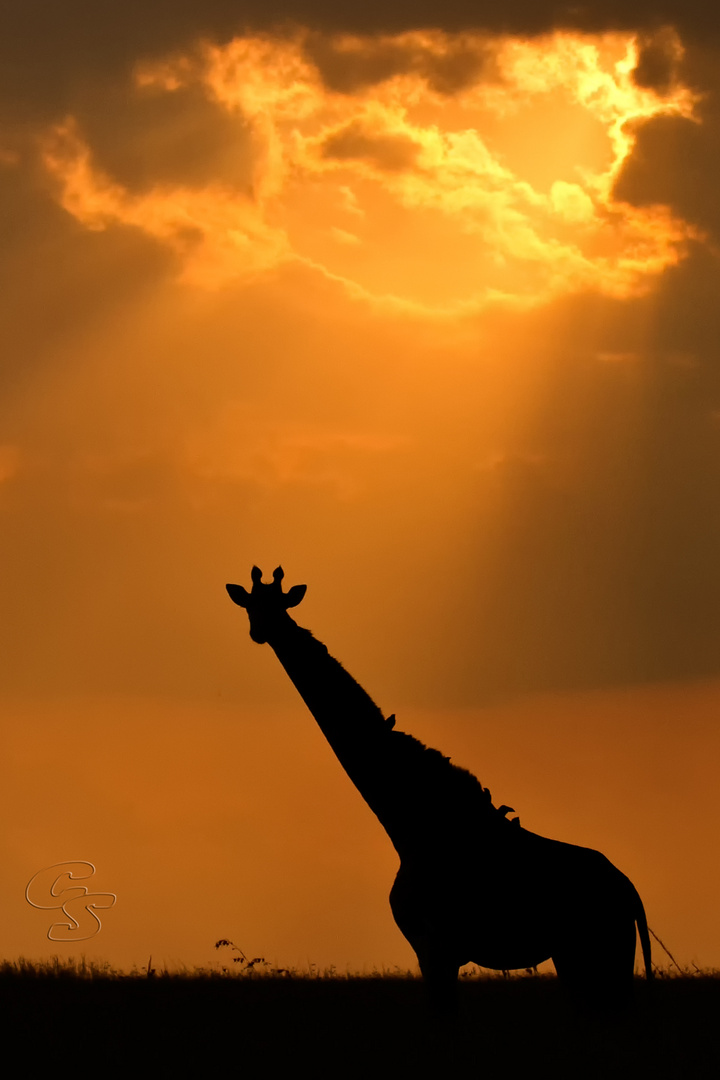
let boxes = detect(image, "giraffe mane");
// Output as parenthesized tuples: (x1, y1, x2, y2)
(385, 729, 501, 819)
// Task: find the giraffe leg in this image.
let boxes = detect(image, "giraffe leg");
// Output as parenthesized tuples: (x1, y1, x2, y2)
(553, 918, 636, 1017)
(417, 951, 460, 1018)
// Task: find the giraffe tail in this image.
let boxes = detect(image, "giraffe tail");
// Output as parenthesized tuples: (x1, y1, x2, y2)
(635, 890, 654, 980)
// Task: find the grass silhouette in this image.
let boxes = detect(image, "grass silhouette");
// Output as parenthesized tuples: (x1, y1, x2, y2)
(3, 953, 719, 1076)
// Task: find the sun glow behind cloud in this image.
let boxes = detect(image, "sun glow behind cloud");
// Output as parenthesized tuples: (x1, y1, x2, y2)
(41, 28, 697, 313)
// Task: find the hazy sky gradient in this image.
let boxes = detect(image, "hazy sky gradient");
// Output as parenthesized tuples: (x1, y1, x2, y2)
(2, 4, 720, 973)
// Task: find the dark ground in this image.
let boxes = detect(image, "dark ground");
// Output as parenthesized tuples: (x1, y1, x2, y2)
(2, 966, 718, 1077)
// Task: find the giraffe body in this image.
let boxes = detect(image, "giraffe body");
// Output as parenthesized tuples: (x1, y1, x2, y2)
(227, 567, 652, 1012)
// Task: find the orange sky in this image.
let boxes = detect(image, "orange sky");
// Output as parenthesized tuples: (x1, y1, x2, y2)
(2, 10, 720, 974)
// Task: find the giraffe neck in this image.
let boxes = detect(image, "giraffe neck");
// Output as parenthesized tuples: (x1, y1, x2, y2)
(267, 617, 389, 786)
(265, 617, 498, 857)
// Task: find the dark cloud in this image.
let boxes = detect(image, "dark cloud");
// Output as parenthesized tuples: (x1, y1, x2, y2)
(632, 26, 684, 93)
(649, 244, 720, 367)
(4, 2, 720, 125)
(614, 91, 720, 245)
(69, 83, 256, 195)
(321, 120, 421, 171)
(0, 2, 246, 123)
(304, 31, 495, 95)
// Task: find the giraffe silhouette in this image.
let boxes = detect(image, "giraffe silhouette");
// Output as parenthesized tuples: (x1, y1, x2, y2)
(227, 566, 653, 1013)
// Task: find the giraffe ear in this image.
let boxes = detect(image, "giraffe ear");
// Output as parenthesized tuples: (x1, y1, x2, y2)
(226, 583, 251, 607)
(285, 584, 307, 608)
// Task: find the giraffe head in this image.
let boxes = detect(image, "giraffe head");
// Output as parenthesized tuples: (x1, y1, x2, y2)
(226, 566, 307, 644)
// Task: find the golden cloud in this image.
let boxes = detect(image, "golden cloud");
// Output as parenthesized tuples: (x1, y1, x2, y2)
(40, 29, 700, 312)
(42, 119, 291, 287)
